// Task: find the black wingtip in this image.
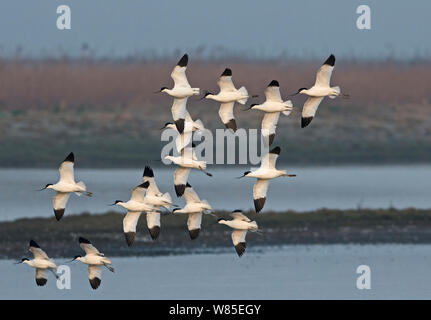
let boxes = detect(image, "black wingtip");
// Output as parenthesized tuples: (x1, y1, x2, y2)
(225, 119, 237, 132)
(234, 242, 246, 257)
(138, 181, 150, 189)
(36, 278, 47, 286)
(177, 54, 188, 67)
(89, 277, 101, 290)
(148, 226, 160, 240)
(54, 209, 65, 221)
(301, 117, 313, 128)
(175, 119, 185, 134)
(63, 152, 74, 163)
(254, 198, 266, 213)
(221, 68, 232, 77)
(269, 146, 281, 155)
(189, 229, 200, 240)
(175, 184, 186, 197)
(323, 54, 335, 67)
(78, 237, 91, 244)
(186, 182, 192, 188)
(124, 232, 135, 247)
(143, 166, 154, 178)
(29, 240, 40, 248)
(268, 80, 279, 87)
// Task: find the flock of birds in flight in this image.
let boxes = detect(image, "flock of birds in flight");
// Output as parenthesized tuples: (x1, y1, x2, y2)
(17, 54, 346, 289)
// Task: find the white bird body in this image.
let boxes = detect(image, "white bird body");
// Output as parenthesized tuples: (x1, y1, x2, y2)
(241, 146, 295, 213)
(173, 183, 212, 240)
(248, 80, 293, 146)
(296, 55, 343, 128)
(205, 68, 249, 131)
(42, 152, 91, 221)
(18, 240, 58, 286)
(218, 210, 258, 257)
(117, 200, 155, 212)
(165, 155, 206, 170)
(161, 54, 199, 99)
(74, 237, 114, 290)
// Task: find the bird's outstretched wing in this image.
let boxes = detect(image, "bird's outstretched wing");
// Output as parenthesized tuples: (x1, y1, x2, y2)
(183, 183, 201, 204)
(301, 97, 324, 128)
(231, 230, 247, 257)
(264, 80, 282, 102)
(314, 54, 335, 87)
(217, 68, 236, 92)
(35, 269, 48, 286)
(58, 152, 75, 184)
(29, 240, 49, 260)
(52, 192, 71, 221)
(253, 179, 270, 213)
(88, 265, 102, 290)
(187, 212, 202, 240)
(261, 112, 280, 146)
(123, 211, 142, 246)
(218, 102, 236, 131)
(171, 54, 190, 88)
(230, 211, 251, 222)
(146, 211, 161, 240)
(174, 167, 190, 197)
(79, 237, 101, 256)
(260, 146, 281, 169)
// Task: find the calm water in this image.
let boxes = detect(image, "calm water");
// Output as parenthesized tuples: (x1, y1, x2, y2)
(2, 244, 431, 299)
(0, 165, 430, 221)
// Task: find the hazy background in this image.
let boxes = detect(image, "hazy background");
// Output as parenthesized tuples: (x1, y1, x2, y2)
(0, 0, 430, 60)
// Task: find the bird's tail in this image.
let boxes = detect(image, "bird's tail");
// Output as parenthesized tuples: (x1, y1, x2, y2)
(237, 86, 249, 105)
(329, 86, 341, 99)
(282, 100, 293, 116)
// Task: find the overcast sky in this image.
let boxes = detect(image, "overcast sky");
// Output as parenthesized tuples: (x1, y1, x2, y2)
(0, 0, 429, 60)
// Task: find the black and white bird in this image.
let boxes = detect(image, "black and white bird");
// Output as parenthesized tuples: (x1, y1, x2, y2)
(38, 152, 92, 221)
(112, 181, 160, 246)
(247, 80, 293, 145)
(217, 210, 258, 257)
(157, 54, 200, 133)
(161, 111, 205, 152)
(290, 54, 346, 128)
(172, 183, 212, 240)
(15, 240, 58, 286)
(203, 68, 249, 132)
(142, 166, 174, 240)
(71, 237, 114, 290)
(238, 146, 296, 213)
(165, 145, 212, 197)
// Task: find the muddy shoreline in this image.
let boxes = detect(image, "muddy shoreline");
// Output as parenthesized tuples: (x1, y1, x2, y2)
(2, 208, 431, 259)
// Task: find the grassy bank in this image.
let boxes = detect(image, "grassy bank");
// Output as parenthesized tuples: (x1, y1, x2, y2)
(2, 208, 431, 259)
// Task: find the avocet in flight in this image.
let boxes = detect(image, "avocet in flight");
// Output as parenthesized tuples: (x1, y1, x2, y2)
(15, 240, 58, 286)
(71, 237, 114, 290)
(111, 181, 160, 246)
(165, 144, 212, 197)
(38, 152, 92, 221)
(290, 54, 347, 128)
(142, 166, 174, 240)
(238, 146, 296, 213)
(162, 111, 205, 152)
(217, 210, 258, 257)
(172, 183, 212, 240)
(156, 54, 200, 133)
(203, 68, 249, 132)
(246, 80, 293, 145)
